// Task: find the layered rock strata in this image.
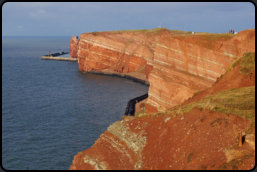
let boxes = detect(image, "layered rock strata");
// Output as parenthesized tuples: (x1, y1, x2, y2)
(71, 29, 255, 112)
(70, 108, 253, 170)
(70, 29, 255, 170)
(70, 36, 79, 58)
(147, 30, 255, 111)
(70, 52, 255, 170)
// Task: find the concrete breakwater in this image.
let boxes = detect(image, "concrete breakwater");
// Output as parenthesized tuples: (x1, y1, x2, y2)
(41, 56, 77, 61)
(41, 51, 77, 62)
(124, 93, 148, 116)
(43, 51, 69, 57)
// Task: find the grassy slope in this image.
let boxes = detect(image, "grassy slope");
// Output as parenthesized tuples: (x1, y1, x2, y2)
(168, 86, 255, 133)
(138, 52, 255, 133)
(170, 52, 255, 131)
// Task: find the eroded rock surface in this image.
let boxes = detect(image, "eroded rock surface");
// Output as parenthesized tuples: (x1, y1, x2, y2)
(69, 29, 255, 170)
(70, 36, 79, 58)
(71, 29, 255, 111)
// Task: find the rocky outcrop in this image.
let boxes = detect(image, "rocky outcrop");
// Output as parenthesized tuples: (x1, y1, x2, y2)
(70, 36, 79, 58)
(70, 108, 254, 170)
(71, 29, 255, 112)
(70, 52, 255, 170)
(76, 32, 151, 78)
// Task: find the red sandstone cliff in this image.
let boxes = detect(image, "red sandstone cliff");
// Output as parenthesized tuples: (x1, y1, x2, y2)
(69, 29, 255, 170)
(71, 28, 255, 111)
(70, 36, 79, 58)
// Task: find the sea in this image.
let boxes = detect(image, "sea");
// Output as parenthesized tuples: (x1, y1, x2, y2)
(2, 36, 148, 170)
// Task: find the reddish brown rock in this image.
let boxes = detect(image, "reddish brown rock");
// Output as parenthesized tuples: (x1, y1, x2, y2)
(146, 29, 255, 111)
(144, 103, 158, 114)
(70, 107, 253, 170)
(70, 29, 255, 111)
(69, 29, 255, 170)
(70, 36, 79, 58)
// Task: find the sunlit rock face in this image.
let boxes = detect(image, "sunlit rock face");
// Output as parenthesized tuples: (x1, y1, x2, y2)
(70, 29, 255, 112)
(146, 29, 255, 111)
(69, 29, 255, 170)
(70, 36, 79, 58)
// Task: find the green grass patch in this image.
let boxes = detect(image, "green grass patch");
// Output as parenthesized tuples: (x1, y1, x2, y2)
(109, 27, 170, 34)
(225, 58, 241, 73)
(193, 33, 235, 49)
(135, 112, 146, 117)
(225, 52, 255, 74)
(165, 86, 255, 132)
(170, 30, 192, 35)
(192, 90, 204, 97)
(200, 33, 235, 41)
(240, 52, 255, 74)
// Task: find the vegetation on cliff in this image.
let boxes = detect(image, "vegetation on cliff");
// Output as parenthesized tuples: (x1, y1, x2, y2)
(226, 52, 255, 73)
(70, 29, 255, 170)
(139, 52, 255, 118)
(168, 86, 255, 130)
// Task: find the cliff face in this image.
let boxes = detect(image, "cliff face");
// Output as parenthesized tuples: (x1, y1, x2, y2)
(71, 29, 255, 111)
(70, 51, 255, 170)
(146, 30, 255, 111)
(70, 36, 79, 58)
(75, 32, 153, 80)
(69, 29, 255, 170)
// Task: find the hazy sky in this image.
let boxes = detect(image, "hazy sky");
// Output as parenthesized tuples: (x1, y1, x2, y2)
(2, 2, 255, 36)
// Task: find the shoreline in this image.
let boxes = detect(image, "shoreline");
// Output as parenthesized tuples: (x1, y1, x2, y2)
(85, 70, 150, 86)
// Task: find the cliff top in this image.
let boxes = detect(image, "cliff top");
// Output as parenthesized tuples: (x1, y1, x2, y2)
(78, 28, 254, 52)
(80, 27, 254, 39)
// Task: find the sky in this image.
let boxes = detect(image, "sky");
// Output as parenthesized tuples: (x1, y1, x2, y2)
(2, 2, 255, 36)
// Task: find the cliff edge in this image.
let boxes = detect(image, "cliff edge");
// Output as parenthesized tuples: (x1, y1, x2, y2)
(70, 28, 254, 111)
(69, 28, 255, 170)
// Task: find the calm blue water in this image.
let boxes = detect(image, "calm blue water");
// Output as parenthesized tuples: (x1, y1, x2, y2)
(2, 36, 148, 170)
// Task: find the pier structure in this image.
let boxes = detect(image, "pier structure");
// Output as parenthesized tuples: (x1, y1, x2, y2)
(41, 51, 77, 62)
